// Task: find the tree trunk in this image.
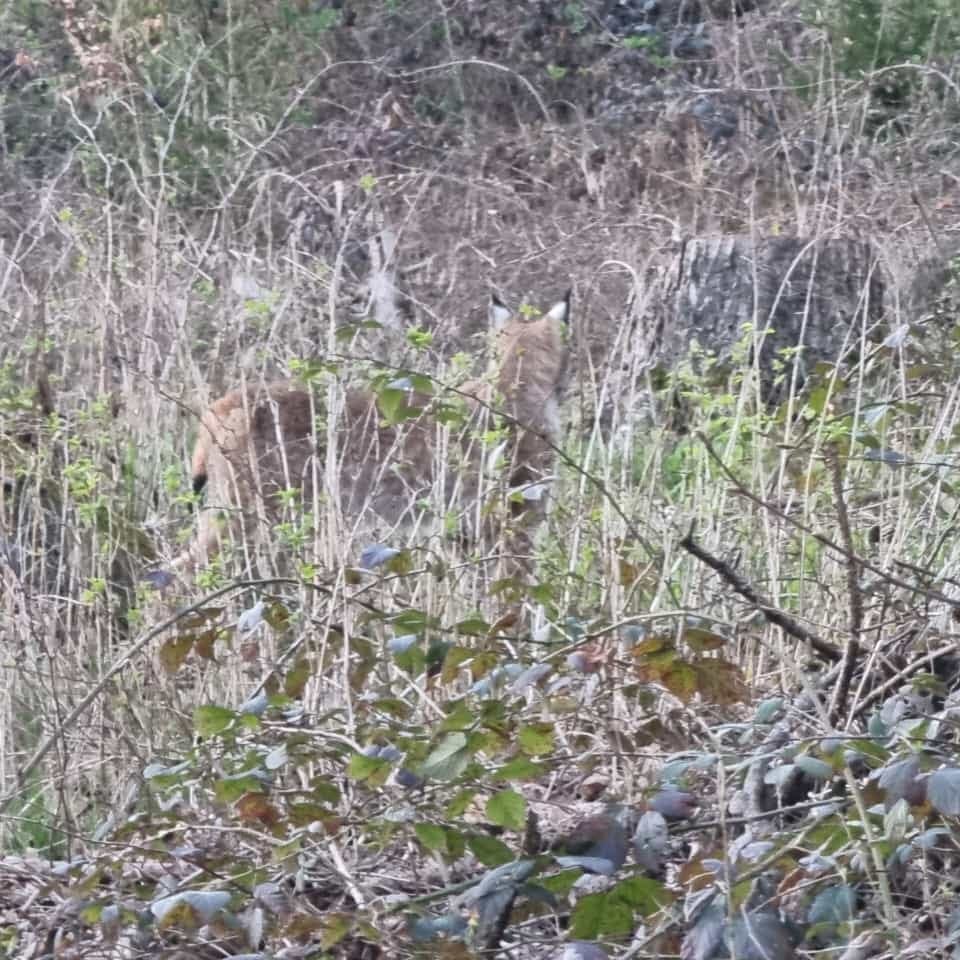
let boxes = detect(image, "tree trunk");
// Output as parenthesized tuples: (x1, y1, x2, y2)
(642, 235, 887, 397)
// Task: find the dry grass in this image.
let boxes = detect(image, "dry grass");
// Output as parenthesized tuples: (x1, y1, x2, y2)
(1, 0, 959, 951)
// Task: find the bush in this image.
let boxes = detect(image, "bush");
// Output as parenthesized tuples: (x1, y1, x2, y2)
(815, 0, 960, 108)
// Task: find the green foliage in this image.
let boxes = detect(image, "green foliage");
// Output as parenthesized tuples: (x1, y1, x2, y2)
(621, 32, 674, 68)
(811, 0, 960, 107)
(563, 3, 589, 34)
(9, 1, 960, 952)
(6, 780, 68, 857)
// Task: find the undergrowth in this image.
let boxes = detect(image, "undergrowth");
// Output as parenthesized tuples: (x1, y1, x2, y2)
(2, 0, 960, 956)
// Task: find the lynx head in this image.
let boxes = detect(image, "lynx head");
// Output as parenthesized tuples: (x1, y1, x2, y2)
(488, 290, 572, 442)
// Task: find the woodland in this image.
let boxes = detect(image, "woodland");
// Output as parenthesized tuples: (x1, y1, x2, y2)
(2, 0, 960, 957)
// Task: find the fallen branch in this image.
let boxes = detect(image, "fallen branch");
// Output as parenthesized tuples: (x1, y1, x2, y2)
(679, 525, 841, 663)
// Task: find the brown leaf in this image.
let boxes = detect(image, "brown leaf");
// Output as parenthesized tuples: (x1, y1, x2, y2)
(489, 609, 520, 636)
(194, 627, 220, 661)
(693, 658, 748, 705)
(158, 634, 193, 674)
(236, 792, 280, 827)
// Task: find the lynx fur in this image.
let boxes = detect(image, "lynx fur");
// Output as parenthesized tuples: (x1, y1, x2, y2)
(174, 292, 571, 574)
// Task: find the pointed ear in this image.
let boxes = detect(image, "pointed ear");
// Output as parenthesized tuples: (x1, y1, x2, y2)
(545, 289, 571, 326)
(489, 294, 512, 330)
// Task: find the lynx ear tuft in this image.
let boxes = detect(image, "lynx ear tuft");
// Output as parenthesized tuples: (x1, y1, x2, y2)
(545, 289, 571, 326)
(488, 293, 512, 330)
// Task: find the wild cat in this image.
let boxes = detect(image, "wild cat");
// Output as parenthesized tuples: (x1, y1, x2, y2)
(173, 291, 572, 576)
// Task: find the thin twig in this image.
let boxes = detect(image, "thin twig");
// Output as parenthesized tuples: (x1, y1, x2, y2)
(912, 189, 948, 259)
(0, 574, 389, 815)
(0, 580, 255, 813)
(825, 445, 863, 726)
(852, 638, 960, 720)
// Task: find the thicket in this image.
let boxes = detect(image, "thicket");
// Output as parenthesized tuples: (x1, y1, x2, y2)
(2, 0, 960, 958)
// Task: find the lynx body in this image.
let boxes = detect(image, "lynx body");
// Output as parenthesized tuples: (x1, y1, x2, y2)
(175, 292, 571, 572)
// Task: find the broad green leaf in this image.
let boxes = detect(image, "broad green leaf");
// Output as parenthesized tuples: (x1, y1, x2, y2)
(194, 705, 236, 737)
(494, 757, 547, 781)
(518, 722, 555, 757)
(456, 615, 490, 636)
(214, 773, 265, 804)
(467, 832, 514, 867)
(414, 823, 447, 853)
(347, 752, 391, 786)
(440, 701, 477, 732)
(422, 733, 471, 781)
(441, 646, 474, 683)
(284, 657, 312, 698)
(486, 790, 526, 831)
(570, 889, 634, 940)
(610, 875, 673, 917)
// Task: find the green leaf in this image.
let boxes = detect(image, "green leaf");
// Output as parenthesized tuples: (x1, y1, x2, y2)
(467, 832, 514, 867)
(446, 789, 476, 818)
(422, 733, 471, 781)
(289, 802, 337, 828)
(441, 646, 474, 683)
(570, 889, 634, 940)
(570, 873, 673, 940)
(372, 697, 412, 719)
(414, 823, 447, 853)
(440, 701, 477, 732)
(214, 774, 264, 804)
(386, 549, 414, 575)
(610, 876, 673, 917)
(455, 615, 490, 636)
(377, 386, 421, 426)
(408, 373, 434, 393)
(494, 757, 547, 781)
(518, 722, 555, 757)
(284, 657, 312, 698)
(194, 705, 236, 737)
(389, 609, 438, 633)
(539, 868, 581, 899)
(347, 752, 391, 786)
(309, 779, 342, 805)
(486, 789, 526, 831)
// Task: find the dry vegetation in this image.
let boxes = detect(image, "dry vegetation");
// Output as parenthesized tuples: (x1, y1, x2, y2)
(2, 0, 960, 957)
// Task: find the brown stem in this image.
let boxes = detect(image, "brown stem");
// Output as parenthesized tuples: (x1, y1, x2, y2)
(825, 446, 863, 725)
(679, 525, 841, 663)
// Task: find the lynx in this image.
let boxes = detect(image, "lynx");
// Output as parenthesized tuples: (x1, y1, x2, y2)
(174, 291, 571, 574)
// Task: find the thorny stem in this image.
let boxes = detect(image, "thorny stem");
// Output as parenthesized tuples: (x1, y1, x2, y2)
(825, 445, 863, 727)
